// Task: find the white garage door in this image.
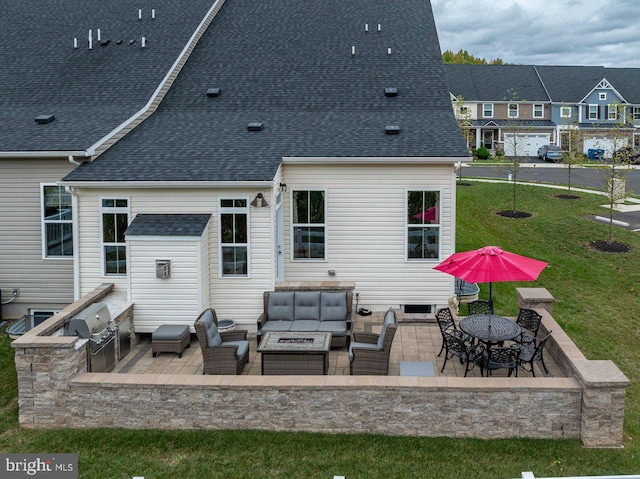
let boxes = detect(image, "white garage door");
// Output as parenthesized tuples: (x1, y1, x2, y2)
(583, 137, 627, 158)
(503, 133, 550, 157)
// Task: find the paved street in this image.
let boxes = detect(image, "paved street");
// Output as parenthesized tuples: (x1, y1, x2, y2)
(462, 160, 640, 232)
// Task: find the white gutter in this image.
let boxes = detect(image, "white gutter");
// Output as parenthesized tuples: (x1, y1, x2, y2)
(85, 0, 225, 158)
(0, 151, 86, 159)
(58, 180, 274, 189)
(281, 156, 471, 164)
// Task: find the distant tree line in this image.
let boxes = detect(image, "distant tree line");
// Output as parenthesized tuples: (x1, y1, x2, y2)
(442, 49, 505, 65)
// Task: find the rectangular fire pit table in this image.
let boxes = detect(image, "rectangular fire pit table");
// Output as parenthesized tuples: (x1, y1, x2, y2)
(257, 331, 332, 375)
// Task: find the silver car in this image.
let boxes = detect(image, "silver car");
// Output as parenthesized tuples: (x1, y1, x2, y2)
(537, 145, 563, 162)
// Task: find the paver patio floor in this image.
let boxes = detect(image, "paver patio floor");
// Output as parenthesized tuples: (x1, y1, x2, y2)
(112, 312, 564, 378)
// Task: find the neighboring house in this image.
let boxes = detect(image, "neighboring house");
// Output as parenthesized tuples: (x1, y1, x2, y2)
(0, 0, 227, 320)
(60, 0, 471, 331)
(446, 64, 640, 157)
(445, 65, 555, 157)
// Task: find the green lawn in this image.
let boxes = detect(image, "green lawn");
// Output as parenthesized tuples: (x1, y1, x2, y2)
(1, 182, 639, 479)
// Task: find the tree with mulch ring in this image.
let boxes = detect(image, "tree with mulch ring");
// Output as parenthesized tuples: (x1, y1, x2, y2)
(555, 193, 580, 200)
(457, 181, 473, 187)
(588, 240, 630, 253)
(496, 210, 532, 219)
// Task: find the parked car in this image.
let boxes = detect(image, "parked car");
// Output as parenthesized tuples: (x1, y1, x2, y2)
(613, 146, 640, 164)
(537, 145, 563, 162)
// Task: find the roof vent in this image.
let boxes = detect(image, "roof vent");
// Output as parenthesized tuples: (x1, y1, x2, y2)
(206, 88, 221, 97)
(385, 125, 400, 135)
(384, 87, 398, 97)
(248, 122, 264, 131)
(35, 115, 55, 124)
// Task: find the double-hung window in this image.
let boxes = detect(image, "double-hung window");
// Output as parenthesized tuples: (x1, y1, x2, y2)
(220, 199, 249, 276)
(533, 104, 543, 118)
(634, 106, 640, 120)
(588, 104, 599, 120)
(407, 190, 440, 260)
(508, 103, 519, 118)
(292, 190, 325, 260)
(101, 198, 129, 275)
(482, 103, 493, 118)
(560, 106, 572, 118)
(41, 185, 73, 258)
(608, 104, 618, 120)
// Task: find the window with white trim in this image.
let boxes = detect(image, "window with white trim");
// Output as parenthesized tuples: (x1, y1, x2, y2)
(101, 198, 129, 275)
(634, 107, 640, 120)
(599, 92, 607, 101)
(588, 104, 598, 120)
(292, 190, 325, 260)
(508, 103, 519, 118)
(482, 103, 493, 118)
(533, 104, 543, 118)
(560, 106, 572, 118)
(41, 185, 73, 258)
(220, 198, 249, 276)
(407, 190, 440, 260)
(608, 104, 618, 120)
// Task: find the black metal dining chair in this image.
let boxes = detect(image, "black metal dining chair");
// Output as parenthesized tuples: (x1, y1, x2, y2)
(440, 331, 485, 377)
(515, 308, 543, 344)
(467, 299, 493, 316)
(511, 331, 553, 377)
(481, 344, 518, 377)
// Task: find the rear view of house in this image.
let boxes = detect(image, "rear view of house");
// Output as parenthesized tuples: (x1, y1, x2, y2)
(60, 0, 471, 331)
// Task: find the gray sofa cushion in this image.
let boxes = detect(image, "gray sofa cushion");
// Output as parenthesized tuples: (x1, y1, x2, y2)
(320, 292, 348, 321)
(317, 320, 348, 336)
(292, 320, 321, 331)
(294, 291, 321, 320)
(260, 320, 294, 332)
(267, 292, 295, 320)
(224, 340, 250, 360)
(201, 312, 222, 347)
(377, 310, 396, 348)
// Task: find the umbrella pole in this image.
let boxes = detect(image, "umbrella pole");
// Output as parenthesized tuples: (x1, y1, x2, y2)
(488, 282, 493, 329)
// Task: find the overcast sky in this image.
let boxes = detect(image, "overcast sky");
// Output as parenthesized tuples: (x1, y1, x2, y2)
(430, 0, 640, 68)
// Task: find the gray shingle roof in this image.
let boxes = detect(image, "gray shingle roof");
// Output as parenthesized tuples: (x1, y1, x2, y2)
(62, 0, 470, 183)
(445, 64, 550, 102)
(0, 0, 216, 152)
(533, 66, 607, 103)
(124, 214, 211, 237)
(469, 120, 554, 128)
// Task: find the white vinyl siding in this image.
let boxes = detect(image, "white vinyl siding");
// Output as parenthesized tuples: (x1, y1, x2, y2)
(280, 162, 455, 308)
(0, 158, 75, 317)
(76, 188, 273, 326)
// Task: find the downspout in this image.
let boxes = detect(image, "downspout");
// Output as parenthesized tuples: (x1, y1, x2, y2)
(65, 185, 80, 301)
(68, 154, 84, 166)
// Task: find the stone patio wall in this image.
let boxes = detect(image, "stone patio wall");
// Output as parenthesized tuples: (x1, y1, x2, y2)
(11, 285, 630, 447)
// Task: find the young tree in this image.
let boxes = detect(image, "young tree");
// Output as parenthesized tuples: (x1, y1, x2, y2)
(453, 95, 473, 183)
(500, 89, 530, 216)
(559, 114, 584, 198)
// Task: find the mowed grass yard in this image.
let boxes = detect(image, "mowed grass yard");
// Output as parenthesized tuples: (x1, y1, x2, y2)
(0, 182, 639, 479)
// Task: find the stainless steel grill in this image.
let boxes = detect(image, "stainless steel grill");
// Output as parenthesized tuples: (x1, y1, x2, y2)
(64, 302, 117, 372)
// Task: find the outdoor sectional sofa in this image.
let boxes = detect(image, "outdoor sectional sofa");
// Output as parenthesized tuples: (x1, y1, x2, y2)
(257, 290, 353, 348)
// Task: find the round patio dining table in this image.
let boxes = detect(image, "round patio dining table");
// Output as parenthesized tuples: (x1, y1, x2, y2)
(459, 314, 521, 344)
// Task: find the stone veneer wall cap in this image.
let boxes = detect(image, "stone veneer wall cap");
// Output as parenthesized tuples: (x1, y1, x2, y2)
(573, 360, 631, 388)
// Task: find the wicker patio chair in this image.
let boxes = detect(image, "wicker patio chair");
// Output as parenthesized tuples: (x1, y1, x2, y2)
(515, 308, 543, 344)
(349, 310, 397, 375)
(482, 344, 518, 377)
(194, 308, 249, 375)
(467, 299, 493, 316)
(440, 331, 485, 377)
(511, 331, 553, 377)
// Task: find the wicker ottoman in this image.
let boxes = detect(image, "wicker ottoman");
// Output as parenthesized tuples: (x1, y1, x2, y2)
(152, 325, 191, 358)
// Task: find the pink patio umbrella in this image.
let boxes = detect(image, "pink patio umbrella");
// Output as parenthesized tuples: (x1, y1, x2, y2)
(434, 246, 548, 316)
(413, 206, 438, 223)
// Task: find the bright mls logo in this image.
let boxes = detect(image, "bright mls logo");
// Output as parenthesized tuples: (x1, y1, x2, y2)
(1, 454, 77, 479)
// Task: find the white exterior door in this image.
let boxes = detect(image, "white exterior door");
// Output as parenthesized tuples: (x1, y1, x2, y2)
(504, 133, 550, 157)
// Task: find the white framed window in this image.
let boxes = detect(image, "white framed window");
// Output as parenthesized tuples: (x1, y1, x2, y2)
(608, 104, 618, 120)
(482, 103, 493, 118)
(599, 92, 607, 101)
(508, 103, 519, 118)
(560, 106, 572, 118)
(219, 198, 249, 277)
(292, 190, 326, 260)
(633, 107, 640, 120)
(41, 185, 73, 258)
(588, 104, 599, 120)
(100, 198, 129, 275)
(457, 106, 470, 117)
(533, 104, 543, 118)
(406, 190, 440, 261)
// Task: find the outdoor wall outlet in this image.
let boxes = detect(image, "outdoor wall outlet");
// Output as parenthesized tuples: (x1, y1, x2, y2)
(13, 288, 19, 297)
(355, 292, 359, 299)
